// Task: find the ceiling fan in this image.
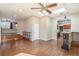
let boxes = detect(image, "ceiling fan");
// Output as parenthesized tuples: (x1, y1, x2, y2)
(31, 3, 57, 14)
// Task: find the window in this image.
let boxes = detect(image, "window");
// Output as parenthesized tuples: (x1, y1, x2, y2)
(0, 22, 10, 29)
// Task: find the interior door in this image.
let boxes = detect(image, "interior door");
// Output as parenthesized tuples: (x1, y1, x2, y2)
(33, 23, 39, 40)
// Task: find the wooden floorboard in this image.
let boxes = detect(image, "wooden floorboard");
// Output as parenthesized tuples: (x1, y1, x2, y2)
(0, 35, 79, 56)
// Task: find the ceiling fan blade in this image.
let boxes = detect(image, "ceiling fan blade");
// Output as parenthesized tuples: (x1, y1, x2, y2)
(46, 3, 57, 8)
(38, 3, 44, 7)
(46, 9, 52, 14)
(31, 8, 41, 9)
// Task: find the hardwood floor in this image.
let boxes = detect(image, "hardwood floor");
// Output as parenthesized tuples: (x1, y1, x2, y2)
(0, 35, 79, 56)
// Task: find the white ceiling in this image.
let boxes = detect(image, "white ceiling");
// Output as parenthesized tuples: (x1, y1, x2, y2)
(0, 3, 79, 20)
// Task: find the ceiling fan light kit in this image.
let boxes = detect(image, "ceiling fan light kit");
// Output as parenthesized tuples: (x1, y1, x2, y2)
(31, 3, 57, 16)
(38, 12, 44, 16)
(38, 10, 49, 16)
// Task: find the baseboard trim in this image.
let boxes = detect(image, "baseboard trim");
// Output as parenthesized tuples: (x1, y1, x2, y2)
(31, 39, 56, 42)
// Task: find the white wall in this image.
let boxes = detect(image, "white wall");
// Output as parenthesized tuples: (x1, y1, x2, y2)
(51, 18, 58, 40)
(5, 16, 44, 41)
(0, 23, 1, 43)
(31, 16, 40, 41)
(39, 17, 47, 40)
(16, 13, 79, 42)
(25, 18, 32, 32)
(25, 16, 40, 41)
(25, 16, 52, 41)
(17, 19, 26, 35)
(51, 13, 79, 41)
(39, 16, 51, 41)
(70, 13, 79, 32)
(0, 17, 2, 43)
